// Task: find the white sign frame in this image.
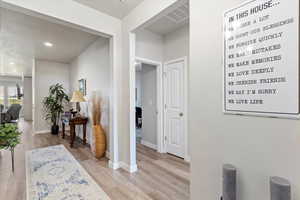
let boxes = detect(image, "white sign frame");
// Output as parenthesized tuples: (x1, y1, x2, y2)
(223, 0, 300, 119)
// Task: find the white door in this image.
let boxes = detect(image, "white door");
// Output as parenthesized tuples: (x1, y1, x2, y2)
(164, 59, 185, 158)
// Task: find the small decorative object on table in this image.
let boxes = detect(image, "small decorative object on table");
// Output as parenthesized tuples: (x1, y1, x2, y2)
(91, 92, 106, 158)
(0, 124, 21, 172)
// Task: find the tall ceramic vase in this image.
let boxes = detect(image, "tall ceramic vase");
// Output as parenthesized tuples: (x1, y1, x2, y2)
(92, 124, 106, 158)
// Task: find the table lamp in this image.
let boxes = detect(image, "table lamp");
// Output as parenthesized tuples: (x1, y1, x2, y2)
(70, 91, 86, 114)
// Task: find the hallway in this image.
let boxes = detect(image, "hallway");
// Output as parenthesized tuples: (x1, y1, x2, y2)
(0, 120, 190, 200)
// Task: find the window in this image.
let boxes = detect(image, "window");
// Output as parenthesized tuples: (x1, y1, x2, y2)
(8, 86, 22, 106)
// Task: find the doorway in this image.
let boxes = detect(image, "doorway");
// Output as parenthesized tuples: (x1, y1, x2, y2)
(135, 57, 163, 153)
(133, 56, 188, 159)
(128, 0, 190, 172)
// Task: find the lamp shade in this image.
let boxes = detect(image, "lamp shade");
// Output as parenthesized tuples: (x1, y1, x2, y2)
(70, 91, 86, 103)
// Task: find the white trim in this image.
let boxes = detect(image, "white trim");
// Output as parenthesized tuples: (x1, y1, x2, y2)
(129, 33, 137, 170)
(141, 140, 157, 150)
(35, 130, 50, 134)
(25, 151, 30, 200)
(108, 37, 119, 170)
(109, 160, 120, 170)
(120, 161, 138, 173)
(129, 55, 163, 173)
(105, 151, 110, 159)
(184, 155, 191, 163)
(163, 57, 189, 161)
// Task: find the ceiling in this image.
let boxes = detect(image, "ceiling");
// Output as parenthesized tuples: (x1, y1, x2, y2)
(73, 0, 144, 19)
(146, 2, 189, 35)
(0, 8, 101, 77)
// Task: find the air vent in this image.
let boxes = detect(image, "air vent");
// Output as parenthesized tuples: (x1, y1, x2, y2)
(165, 2, 189, 24)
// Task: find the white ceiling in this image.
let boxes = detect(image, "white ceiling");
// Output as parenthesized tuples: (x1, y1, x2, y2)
(73, 0, 144, 19)
(0, 8, 101, 77)
(146, 2, 189, 35)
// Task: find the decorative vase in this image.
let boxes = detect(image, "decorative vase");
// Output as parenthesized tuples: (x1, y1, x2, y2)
(92, 125, 106, 158)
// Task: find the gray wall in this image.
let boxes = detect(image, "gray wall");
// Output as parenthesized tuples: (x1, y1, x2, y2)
(135, 70, 142, 107)
(23, 77, 32, 121)
(140, 64, 157, 146)
(34, 60, 70, 133)
(190, 0, 300, 199)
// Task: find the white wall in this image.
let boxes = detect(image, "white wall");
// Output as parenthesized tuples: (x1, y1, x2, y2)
(70, 37, 110, 146)
(164, 24, 189, 62)
(136, 29, 164, 62)
(23, 76, 33, 121)
(190, 0, 300, 200)
(34, 60, 70, 133)
(140, 64, 157, 146)
(135, 24, 189, 63)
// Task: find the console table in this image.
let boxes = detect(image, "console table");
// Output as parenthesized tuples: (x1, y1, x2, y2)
(62, 116, 88, 148)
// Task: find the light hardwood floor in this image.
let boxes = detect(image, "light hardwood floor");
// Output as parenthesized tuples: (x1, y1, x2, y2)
(0, 120, 190, 200)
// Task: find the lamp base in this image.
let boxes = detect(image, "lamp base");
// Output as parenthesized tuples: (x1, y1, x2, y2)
(76, 102, 81, 113)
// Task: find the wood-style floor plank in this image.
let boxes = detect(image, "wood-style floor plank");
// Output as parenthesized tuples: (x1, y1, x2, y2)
(0, 120, 190, 200)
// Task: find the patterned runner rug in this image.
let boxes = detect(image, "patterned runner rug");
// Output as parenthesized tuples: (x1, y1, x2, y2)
(26, 145, 111, 200)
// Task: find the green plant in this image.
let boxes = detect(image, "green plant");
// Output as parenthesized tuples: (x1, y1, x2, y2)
(0, 124, 21, 172)
(43, 84, 69, 128)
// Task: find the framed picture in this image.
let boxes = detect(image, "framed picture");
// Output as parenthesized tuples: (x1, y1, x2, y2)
(79, 79, 86, 96)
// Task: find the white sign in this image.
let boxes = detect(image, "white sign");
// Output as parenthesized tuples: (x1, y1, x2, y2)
(223, 0, 299, 118)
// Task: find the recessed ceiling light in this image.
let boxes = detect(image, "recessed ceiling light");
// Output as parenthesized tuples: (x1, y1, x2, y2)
(9, 62, 15, 65)
(120, 0, 126, 2)
(44, 42, 53, 47)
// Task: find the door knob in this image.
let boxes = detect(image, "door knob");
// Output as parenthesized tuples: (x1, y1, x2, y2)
(179, 113, 183, 117)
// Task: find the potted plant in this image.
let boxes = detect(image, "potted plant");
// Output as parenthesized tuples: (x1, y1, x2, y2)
(43, 84, 69, 135)
(0, 124, 21, 172)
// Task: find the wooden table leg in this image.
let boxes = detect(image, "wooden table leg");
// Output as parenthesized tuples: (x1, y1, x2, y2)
(70, 124, 75, 148)
(83, 124, 87, 145)
(62, 123, 65, 139)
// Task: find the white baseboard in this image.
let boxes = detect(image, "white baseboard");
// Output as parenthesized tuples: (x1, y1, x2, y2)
(184, 155, 191, 163)
(105, 151, 110, 159)
(108, 160, 120, 170)
(35, 127, 70, 135)
(141, 140, 157, 150)
(120, 162, 138, 173)
(35, 130, 50, 134)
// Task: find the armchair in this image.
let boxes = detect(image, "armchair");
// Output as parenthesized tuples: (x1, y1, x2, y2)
(0, 104, 3, 113)
(0, 104, 22, 124)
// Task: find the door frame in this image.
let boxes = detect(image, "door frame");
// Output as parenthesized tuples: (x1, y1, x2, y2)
(163, 56, 190, 162)
(135, 57, 164, 153)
